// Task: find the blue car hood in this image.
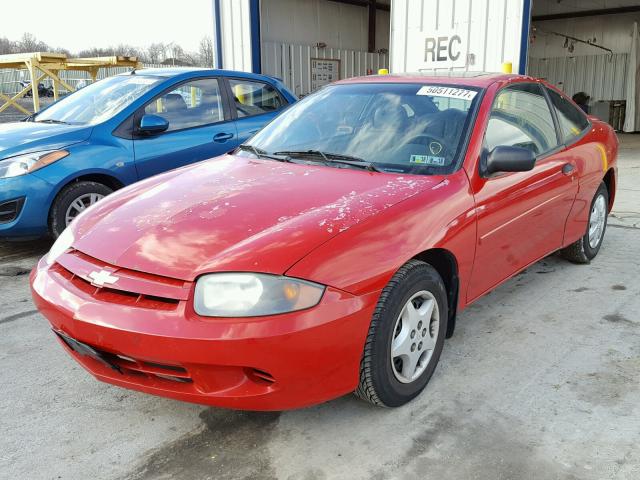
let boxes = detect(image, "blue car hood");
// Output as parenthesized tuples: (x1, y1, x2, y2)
(0, 122, 92, 159)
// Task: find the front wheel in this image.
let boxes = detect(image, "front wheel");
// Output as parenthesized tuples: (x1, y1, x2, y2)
(355, 260, 448, 407)
(49, 181, 113, 238)
(560, 182, 609, 264)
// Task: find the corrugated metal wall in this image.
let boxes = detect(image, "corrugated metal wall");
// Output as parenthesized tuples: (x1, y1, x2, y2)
(218, 0, 254, 72)
(528, 53, 628, 101)
(260, 0, 390, 53)
(390, 0, 527, 73)
(530, 14, 640, 58)
(262, 41, 388, 96)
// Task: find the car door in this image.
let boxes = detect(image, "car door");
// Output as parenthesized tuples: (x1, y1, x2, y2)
(225, 77, 289, 143)
(132, 77, 237, 180)
(467, 82, 579, 301)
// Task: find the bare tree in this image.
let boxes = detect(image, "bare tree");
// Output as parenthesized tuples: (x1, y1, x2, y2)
(147, 43, 166, 64)
(0, 37, 16, 55)
(0, 33, 204, 67)
(17, 33, 49, 53)
(198, 37, 214, 67)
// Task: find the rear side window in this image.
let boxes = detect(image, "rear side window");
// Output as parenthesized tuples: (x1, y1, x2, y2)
(229, 79, 285, 118)
(144, 78, 224, 132)
(485, 83, 559, 156)
(546, 88, 590, 143)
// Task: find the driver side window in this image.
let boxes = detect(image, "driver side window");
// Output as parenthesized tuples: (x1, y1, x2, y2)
(485, 83, 558, 156)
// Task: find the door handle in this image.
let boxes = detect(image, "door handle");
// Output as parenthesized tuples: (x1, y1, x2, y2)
(562, 163, 575, 175)
(213, 132, 234, 143)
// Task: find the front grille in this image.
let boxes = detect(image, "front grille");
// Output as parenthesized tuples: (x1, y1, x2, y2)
(0, 197, 25, 224)
(52, 249, 190, 310)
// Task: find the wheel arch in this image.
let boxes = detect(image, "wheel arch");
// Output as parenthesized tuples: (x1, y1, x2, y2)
(412, 248, 459, 338)
(603, 167, 616, 211)
(47, 172, 125, 230)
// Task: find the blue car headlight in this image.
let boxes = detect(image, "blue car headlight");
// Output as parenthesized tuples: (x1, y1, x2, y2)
(0, 150, 69, 179)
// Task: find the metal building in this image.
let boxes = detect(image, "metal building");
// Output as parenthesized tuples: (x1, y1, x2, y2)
(213, 0, 639, 130)
(213, 0, 390, 96)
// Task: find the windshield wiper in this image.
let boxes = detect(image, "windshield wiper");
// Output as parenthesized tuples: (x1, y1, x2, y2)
(35, 119, 69, 125)
(236, 144, 294, 163)
(273, 150, 384, 172)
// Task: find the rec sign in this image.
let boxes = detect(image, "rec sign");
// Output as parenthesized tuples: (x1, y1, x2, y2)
(403, 30, 468, 70)
(425, 35, 463, 64)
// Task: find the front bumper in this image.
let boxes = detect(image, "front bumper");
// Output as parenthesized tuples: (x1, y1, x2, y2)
(31, 257, 379, 410)
(0, 174, 54, 238)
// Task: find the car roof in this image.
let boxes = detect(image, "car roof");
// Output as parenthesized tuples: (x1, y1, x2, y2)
(118, 67, 282, 83)
(336, 72, 538, 88)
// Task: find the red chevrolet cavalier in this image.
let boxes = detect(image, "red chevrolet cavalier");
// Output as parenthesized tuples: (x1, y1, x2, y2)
(31, 73, 618, 410)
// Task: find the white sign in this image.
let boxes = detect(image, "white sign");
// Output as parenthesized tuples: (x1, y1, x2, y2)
(417, 85, 477, 100)
(311, 58, 340, 91)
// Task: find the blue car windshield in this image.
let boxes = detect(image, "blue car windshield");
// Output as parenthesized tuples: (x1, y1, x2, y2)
(244, 83, 480, 175)
(33, 75, 161, 125)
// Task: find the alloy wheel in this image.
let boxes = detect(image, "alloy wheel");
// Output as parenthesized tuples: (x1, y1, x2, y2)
(390, 290, 440, 384)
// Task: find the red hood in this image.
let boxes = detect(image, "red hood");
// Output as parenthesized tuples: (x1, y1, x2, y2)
(72, 155, 441, 281)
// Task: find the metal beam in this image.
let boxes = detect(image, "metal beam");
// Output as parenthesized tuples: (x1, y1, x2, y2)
(328, 0, 390, 12)
(368, 0, 376, 52)
(533, 6, 640, 22)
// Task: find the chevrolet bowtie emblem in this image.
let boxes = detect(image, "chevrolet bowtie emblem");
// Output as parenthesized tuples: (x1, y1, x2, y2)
(88, 270, 119, 287)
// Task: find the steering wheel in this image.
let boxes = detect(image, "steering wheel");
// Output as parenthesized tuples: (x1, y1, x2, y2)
(404, 134, 449, 158)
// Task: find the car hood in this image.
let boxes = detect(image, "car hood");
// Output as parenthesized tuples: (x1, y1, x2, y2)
(72, 155, 442, 281)
(0, 122, 92, 159)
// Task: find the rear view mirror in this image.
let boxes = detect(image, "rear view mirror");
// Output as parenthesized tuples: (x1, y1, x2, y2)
(138, 114, 169, 135)
(484, 146, 536, 175)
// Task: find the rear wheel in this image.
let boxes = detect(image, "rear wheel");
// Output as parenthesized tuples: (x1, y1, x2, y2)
(49, 181, 112, 238)
(560, 182, 609, 264)
(355, 260, 448, 407)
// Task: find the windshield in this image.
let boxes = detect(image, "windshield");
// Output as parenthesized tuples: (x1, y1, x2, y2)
(244, 83, 481, 175)
(33, 75, 161, 125)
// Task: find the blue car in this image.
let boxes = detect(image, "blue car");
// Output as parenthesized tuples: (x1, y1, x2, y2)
(0, 68, 296, 239)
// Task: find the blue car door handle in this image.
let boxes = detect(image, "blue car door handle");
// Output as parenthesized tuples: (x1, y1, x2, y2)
(213, 132, 234, 142)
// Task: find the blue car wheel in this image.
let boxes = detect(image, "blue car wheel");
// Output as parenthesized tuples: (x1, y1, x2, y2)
(49, 181, 113, 238)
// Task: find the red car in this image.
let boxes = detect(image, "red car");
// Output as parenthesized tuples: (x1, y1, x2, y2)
(31, 73, 618, 410)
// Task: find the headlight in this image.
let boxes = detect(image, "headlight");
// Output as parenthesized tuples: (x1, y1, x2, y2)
(46, 227, 74, 265)
(194, 273, 325, 317)
(0, 150, 69, 179)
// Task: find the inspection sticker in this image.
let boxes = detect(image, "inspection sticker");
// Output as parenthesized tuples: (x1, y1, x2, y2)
(417, 85, 477, 100)
(410, 155, 446, 166)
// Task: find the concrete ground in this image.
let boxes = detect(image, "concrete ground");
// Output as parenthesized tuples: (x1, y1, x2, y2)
(1, 135, 639, 480)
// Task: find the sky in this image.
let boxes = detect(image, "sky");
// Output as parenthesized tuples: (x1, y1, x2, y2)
(2, 0, 214, 53)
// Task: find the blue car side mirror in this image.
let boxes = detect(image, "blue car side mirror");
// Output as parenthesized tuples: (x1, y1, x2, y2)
(138, 114, 169, 135)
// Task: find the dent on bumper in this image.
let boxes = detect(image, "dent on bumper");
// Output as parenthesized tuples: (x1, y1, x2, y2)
(30, 260, 379, 410)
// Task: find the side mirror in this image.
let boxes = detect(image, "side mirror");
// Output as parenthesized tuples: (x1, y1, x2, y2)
(138, 114, 169, 135)
(484, 145, 536, 175)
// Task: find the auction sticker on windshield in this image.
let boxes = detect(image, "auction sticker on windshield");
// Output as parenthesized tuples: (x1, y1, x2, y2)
(417, 85, 477, 100)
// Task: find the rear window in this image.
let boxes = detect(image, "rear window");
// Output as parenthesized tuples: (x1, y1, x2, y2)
(546, 87, 591, 143)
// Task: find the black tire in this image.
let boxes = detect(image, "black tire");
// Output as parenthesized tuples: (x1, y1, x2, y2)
(560, 182, 609, 264)
(49, 181, 113, 238)
(355, 260, 448, 407)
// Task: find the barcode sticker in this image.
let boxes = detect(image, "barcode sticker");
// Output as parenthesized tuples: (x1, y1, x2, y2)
(417, 85, 477, 100)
